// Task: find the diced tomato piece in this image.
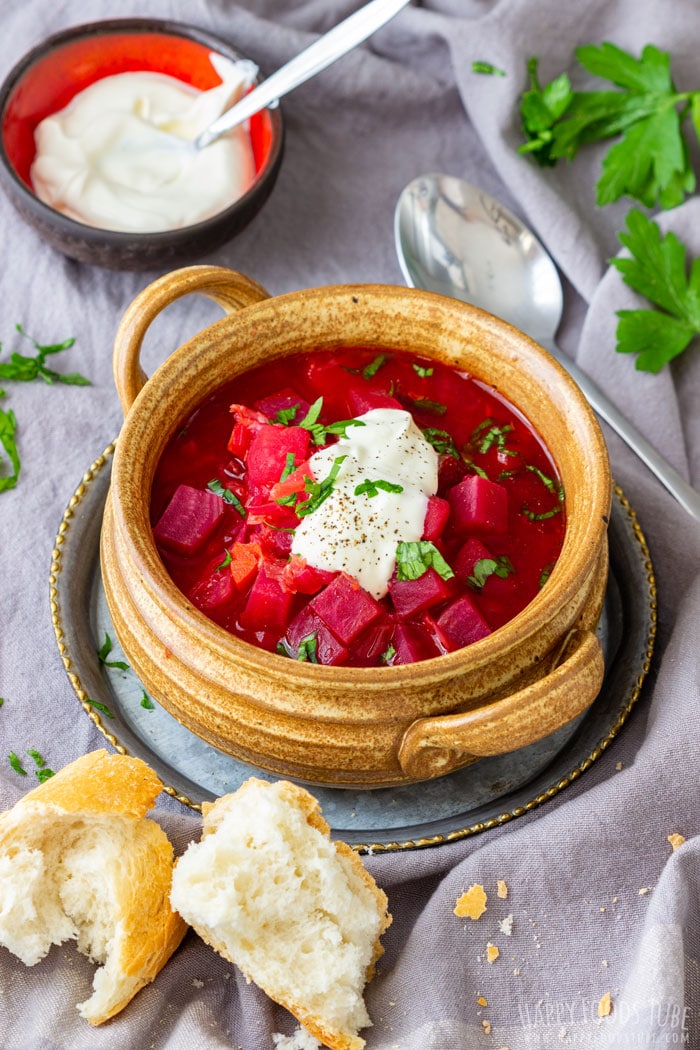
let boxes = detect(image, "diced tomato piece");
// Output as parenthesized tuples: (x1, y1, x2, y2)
(282, 606, 349, 666)
(392, 623, 440, 664)
(254, 388, 310, 424)
(153, 485, 223, 555)
(388, 567, 456, 617)
(268, 459, 314, 502)
(347, 387, 403, 415)
(239, 564, 295, 633)
(246, 425, 311, 488)
(447, 474, 508, 534)
(227, 542, 260, 592)
(227, 422, 252, 457)
(310, 573, 384, 646)
(422, 496, 450, 541)
(281, 556, 336, 595)
(227, 403, 268, 455)
(436, 594, 492, 650)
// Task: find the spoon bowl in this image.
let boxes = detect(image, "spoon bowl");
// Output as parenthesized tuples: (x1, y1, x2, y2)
(395, 173, 700, 519)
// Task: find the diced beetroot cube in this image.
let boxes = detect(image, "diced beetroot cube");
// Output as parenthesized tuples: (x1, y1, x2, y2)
(422, 496, 450, 541)
(254, 523, 295, 559)
(392, 623, 440, 665)
(350, 620, 393, 666)
(454, 537, 494, 580)
(239, 564, 295, 633)
(189, 568, 236, 611)
(153, 485, 223, 555)
(254, 388, 310, 424)
(347, 387, 403, 415)
(447, 474, 508, 534)
(388, 567, 455, 617)
(281, 556, 336, 595)
(436, 594, 492, 650)
(304, 358, 352, 419)
(246, 425, 311, 487)
(283, 606, 348, 666)
(311, 572, 384, 645)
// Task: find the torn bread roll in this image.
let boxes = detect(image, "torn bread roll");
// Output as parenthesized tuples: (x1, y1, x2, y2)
(170, 778, 392, 1050)
(0, 749, 187, 1024)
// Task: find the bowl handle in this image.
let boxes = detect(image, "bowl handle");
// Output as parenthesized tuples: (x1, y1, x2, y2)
(398, 628, 604, 782)
(112, 265, 271, 415)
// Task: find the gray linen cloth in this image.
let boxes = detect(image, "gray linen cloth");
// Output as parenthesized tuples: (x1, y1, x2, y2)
(0, 1, 698, 1048)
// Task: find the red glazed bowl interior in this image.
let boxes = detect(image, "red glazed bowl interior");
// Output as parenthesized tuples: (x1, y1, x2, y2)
(0, 20, 284, 269)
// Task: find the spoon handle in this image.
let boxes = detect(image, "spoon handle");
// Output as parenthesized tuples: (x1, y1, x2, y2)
(196, 0, 411, 149)
(542, 340, 700, 520)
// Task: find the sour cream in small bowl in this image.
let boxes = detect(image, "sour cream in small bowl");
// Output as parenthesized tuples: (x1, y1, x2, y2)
(0, 19, 284, 270)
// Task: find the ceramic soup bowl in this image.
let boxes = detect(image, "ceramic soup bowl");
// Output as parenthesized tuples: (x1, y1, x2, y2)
(101, 265, 611, 787)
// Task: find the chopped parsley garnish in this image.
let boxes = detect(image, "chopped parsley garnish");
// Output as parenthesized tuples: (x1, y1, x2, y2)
(0, 408, 20, 493)
(539, 564, 554, 588)
(8, 752, 26, 775)
(0, 326, 90, 390)
(36, 768, 55, 783)
(380, 643, 397, 665)
(97, 632, 130, 671)
(296, 455, 347, 517)
(471, 418, 516, 455)
(395, 541, 455, 582)
(523, 505, 564, 521)
(27, 748, 46, 768)
(412, 363, 434, 377)
(140, 690, 155, 710)
(207, 478, 245, 517)
(273, 404, 301, 425)
(279, 452, 297, 482)
(468, 555, 515, 589)
(472, 60, 506, 76)
(422, 427, 459, 459)
(462, 458, 489, 479)
(362, 354, 388, 379)
(27, 749, 54, 781)
(526, 463, 564, 500)
(296, 633, 319, 663)
(215, 549, 233, 572)
(610, 208, 700, 372)
(354, 478, 404, 498)
(407, 396, 447, 415)
(296, 397, 365, 446)
(85, 697, 114, 718)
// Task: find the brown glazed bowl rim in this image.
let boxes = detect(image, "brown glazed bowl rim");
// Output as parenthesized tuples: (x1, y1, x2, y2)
(0, 18, 285, 251)
(110, 281, 611, 689)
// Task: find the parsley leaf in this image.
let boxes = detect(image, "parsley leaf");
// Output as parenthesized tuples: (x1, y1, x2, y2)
(354, 478, 404, 498)
(610, 208, 700, 371)
(8, 752, 27, 775)
(295, 633, 319, 663)
(97, 632, 130, 671)
(85, 697, 114, 718)
(468, 556, 514, 589)
(140, 690, 155, 710)
(0, 407, 20, 492)
(296, 397, 365, 445)
(296, 455, 347, 517)
(362, 354, 387, 379)
(273, 404, 301, 425)
(207, 478, 245, 517)
(422, 428, 459, 459)
(395, 541, 455, 582)
(0, 326, 90, 388)
(519, 43, 699, 209)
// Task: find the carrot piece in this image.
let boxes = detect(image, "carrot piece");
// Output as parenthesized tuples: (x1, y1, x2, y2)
(228, 542, 261, 592)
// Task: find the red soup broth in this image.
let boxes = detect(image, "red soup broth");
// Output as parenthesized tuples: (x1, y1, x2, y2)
(150, 347, 566, 667)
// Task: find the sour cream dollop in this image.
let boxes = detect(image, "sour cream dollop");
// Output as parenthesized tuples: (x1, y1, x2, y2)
(291, 409, 439, 600)
(30, 54, 257, 233)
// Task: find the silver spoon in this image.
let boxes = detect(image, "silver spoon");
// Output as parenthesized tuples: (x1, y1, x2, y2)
(394, 173, 700, 521)
(195, 0, 411, 150)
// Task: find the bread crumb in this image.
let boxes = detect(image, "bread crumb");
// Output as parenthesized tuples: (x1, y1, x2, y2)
(612, 896, 618, 904)
(486, 942, 500, 964)
(272, 1028, 322, 1050)
(513, 967, 521, 976)
(599, 906, 606, 912)
(499, 914, 513, 937)
(602, 960, 609, 968)
(598, 992, 612, 1018)
(615, 761, 623, 771)
(477, 996, 488, 1007)
(667, 833, 685, 851)
(497, 879, 508, 899)
(192, 978, 204, 989)
(454, 884, 487, 919)
(638, 886, 650, 895)
(482, 1019, 491, 1034)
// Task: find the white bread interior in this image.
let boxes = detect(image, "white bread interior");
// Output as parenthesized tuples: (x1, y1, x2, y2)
(170, 778, 392, 1050)
(0, 749, 187, 1024)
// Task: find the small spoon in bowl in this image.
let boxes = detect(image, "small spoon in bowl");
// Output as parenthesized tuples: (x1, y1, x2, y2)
(394, 173, 700, 520)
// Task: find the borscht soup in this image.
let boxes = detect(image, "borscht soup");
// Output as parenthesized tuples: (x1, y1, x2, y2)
(150, 347, 566, 667)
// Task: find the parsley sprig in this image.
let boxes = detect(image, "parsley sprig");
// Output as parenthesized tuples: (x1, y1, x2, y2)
(0, 327, 90, 392)
(520, 43, 699, 209)
(395, 541, 454, 582)
(293, 397, 365, 446)
(296, 455, 347, 518)
(354, 478, 404, 498)
(0, 408, 19, 493)
(611, 209, 700, 371)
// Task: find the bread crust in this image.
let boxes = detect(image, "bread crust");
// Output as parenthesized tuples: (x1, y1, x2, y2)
(0, 749, 187, 1025)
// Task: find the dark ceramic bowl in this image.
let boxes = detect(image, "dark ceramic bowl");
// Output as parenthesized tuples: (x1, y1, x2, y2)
(0, 19, 284, 270)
